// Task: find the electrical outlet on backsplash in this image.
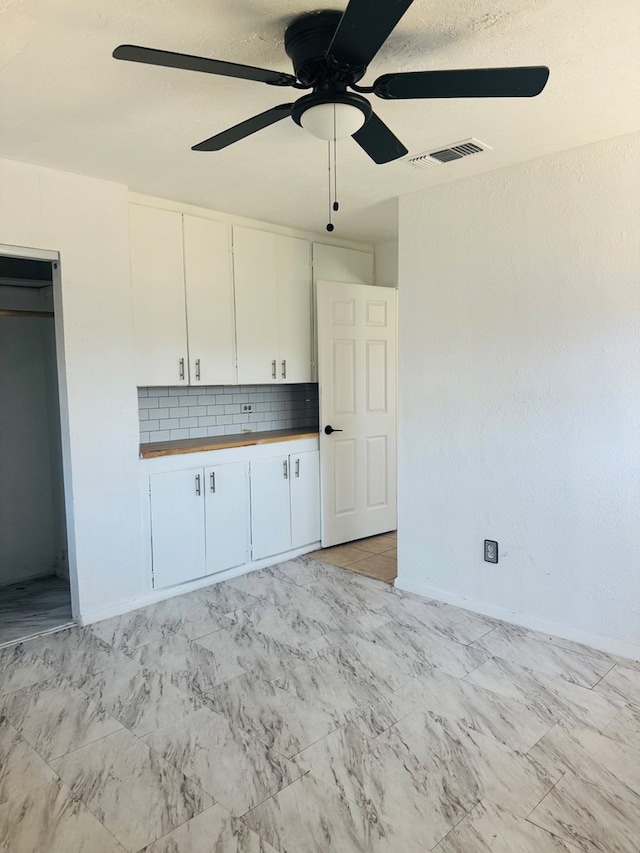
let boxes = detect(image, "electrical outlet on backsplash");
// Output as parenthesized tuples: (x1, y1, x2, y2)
(138, 383, 319, 444)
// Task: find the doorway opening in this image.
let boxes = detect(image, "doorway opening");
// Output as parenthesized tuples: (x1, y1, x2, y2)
(0, 251, 74, 646)
(307, 531, 397, 584)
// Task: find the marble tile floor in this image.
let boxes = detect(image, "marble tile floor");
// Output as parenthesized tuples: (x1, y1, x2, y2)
(2, 556, 640, 851)
(0, 576, 74, 648)
(307, 530, 397, 584)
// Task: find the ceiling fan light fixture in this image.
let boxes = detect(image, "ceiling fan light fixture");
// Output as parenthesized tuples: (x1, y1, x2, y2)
(301, 101, 366, 139)
(292, 91, 372, 140)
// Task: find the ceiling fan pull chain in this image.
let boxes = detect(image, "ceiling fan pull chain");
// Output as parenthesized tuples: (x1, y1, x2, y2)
(333, 103, 339, 213)
(326, 140, 334, 232)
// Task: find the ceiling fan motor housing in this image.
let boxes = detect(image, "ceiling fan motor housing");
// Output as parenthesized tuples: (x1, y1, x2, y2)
(284, 10, 366, 88)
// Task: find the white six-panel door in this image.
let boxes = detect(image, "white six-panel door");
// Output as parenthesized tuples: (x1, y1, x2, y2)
(317, 281, 397, 547)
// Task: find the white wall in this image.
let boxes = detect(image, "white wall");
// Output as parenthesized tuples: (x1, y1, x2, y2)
(0, 158, 144, 618)
(374, 241, 399, 288)
(0, 317, 58, 584)
(397, 131, 640, 656)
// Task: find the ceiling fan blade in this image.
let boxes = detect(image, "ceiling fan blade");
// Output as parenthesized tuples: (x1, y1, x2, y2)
(113, 45, 297, 87)
(373, 66, 550, 99)
(352, 112, 408, 164)
(326, 0, 414, 68)
(192, 104, 294, 151)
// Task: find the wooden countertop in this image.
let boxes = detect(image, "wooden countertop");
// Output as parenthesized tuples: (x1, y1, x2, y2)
(140, 428, 320, 459)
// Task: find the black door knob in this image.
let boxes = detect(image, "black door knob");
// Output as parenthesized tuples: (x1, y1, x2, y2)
(324, 425, 344, 435)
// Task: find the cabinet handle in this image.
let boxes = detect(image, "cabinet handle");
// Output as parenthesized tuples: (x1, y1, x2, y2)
(295, 458, 300, 478)
(210, 471, 215, 493)
(281, 359, 287, 379)
(195, 359, 201, 381)
(179, 358, 185, 381)
(283, 459, 288, 479)
(272, 359, 277, 379)
(195, 474, 201, 496)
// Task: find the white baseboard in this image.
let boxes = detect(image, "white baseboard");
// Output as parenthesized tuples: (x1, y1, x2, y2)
(396, 576, 640, 663)
(78, 542, 320, 626)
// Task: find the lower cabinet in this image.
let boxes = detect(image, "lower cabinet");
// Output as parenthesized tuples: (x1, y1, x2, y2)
(251, 450, 320, 560)
(150, 461, 249, 589)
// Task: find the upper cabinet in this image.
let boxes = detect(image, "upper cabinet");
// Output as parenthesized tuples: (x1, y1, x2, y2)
(233, 226, 312, 384)
(129, 205, 188, 387)
(129, 205, 235, 387)
(129, 202, 373, 390)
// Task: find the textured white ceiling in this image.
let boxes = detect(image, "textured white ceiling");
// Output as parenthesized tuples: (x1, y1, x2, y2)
(1, 0, 639, 242)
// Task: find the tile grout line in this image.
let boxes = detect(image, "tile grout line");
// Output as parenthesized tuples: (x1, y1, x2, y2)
(525, 769, 566, 820)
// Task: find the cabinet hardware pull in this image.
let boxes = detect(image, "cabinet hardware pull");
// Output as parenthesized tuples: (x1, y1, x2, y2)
(295, 458, 300, 478)
(272, 359, 277, 379)
(195, 474, 201, 496)
(210, 471, 215, 493)
(283, 459, 288, 479)
(179, 358, 185, 381)
(282, 359, 287, 379)
(195, 359, 201, 381)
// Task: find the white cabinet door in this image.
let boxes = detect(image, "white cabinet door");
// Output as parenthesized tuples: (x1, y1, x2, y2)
(250, 455, 292, 560)
(129, 205, 188, 386)
(183, 216, 236, 386)
(233, 227, 279, 384)
(204, 461, 249, 574)
(289, 450, 321, 549)
(150, 468, 206, 588)
(276, 235, 311, 383)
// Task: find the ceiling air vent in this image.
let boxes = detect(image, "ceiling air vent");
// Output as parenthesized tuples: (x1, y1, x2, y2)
(406, 138, 491, 168)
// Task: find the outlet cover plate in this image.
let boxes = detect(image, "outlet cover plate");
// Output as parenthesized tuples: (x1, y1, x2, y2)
(484, 540, 498, 563)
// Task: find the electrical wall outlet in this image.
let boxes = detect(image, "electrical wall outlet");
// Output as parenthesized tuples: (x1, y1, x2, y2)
(242, 404, 252, 413)
(484, 540, 498, 563)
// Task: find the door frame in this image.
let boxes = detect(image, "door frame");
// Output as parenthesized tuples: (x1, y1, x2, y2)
(0, 242, 79, 619)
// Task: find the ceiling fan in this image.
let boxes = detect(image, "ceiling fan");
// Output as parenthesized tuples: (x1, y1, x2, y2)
(113, 0, 550, 166)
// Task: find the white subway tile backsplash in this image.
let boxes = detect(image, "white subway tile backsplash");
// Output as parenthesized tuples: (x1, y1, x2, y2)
(138, 383, 319, 445)
(138, 398, 158, 409)
(170, 428, 190, 439)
